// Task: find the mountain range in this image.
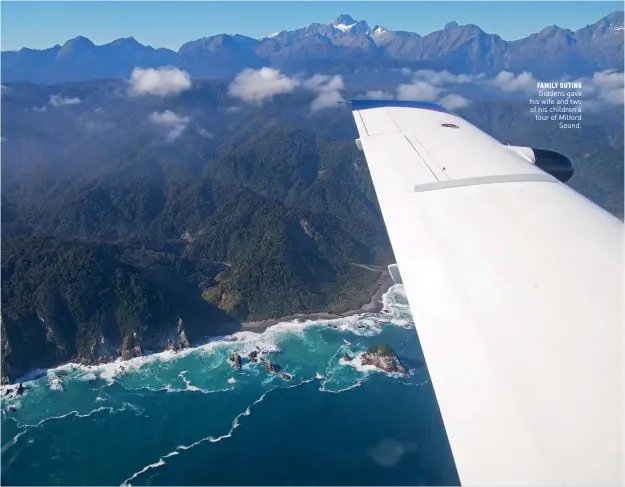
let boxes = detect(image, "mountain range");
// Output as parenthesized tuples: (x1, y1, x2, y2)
(2, 11, 623, 84)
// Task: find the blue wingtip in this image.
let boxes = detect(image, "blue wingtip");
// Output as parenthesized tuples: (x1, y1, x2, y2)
(351, 99, 450, 113)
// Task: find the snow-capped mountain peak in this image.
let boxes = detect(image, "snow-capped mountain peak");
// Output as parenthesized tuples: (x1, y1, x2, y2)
(372, 25, 387, 36)
(332, 14, 357, 27)
(333, 22, 356, 32)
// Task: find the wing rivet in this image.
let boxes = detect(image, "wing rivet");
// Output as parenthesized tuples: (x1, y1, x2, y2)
(441, 123, 459, 129)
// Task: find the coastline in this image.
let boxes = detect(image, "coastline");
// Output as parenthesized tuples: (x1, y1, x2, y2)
(4, 276, 395, 385)
(241, 275, 394, 334)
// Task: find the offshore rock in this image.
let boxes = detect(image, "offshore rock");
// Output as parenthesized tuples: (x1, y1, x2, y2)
(360, 344, 408, 375)
(263, 360, 279, 374)
(229, 353, 242, 369)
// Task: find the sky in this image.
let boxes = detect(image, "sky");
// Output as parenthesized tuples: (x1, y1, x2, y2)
(1, 1, 622, 51)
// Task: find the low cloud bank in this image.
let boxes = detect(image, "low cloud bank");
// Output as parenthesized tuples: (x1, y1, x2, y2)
(148, 110, 191, 141)
(50, 94, 82, 106)
(358, 68, 623, 111)
(130, 67, 191, 96)
(228, 67, 298, 102)
(228, 68, 346, 113)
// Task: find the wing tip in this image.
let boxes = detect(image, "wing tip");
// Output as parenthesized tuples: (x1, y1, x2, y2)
(351, 99, 450, 114)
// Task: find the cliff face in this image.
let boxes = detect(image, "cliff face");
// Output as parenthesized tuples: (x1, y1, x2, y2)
(0, 236, 237, 383)
(2, 309, 206, 381)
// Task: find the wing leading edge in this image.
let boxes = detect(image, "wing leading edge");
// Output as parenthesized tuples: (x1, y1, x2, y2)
(351, 99, 623, 486)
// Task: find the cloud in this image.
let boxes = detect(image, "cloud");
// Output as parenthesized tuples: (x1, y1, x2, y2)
(310, 90, 344, 113)
(601, 87, 624, 105)
(83, 119, 115, 134)
(491, 71, 536, 94)
(304, 74, 344, 93)
(438, 93, 470, 110)
(396, 80, 442, 101)
(377, 69, 622, 113)
(228, 67, 298, 102)
(589, 69, 624, 106)
(198, 128, 215, 138)
(305, 74, 345, 112)
(395, 77, 470, 110)
(130, 67, 191, 96)
(228, 68, 346, 111)
(570, 69, 623, 110)
(1, 85, 9, 97)
(148, 110, 191, 142)
(49, 94, 82, 106)
(477, 69, 622, 107)
(591, 69, 623, 90)
(412, 69, 474, 86)
(362, 90, 394, 100)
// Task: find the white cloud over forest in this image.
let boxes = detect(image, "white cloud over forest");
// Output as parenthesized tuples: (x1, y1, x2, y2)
(148, 110, 191, 141)
(49, 94, 82, 106)
(228, 67, 298, 102)
(228, 68, 346, 112)
(130, 67, 191, 96)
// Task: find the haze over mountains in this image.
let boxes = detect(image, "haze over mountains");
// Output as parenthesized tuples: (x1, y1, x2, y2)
(2, 11, 623, 84)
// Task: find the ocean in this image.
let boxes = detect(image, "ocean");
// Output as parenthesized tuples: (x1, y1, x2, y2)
(1, 285, 459, 486)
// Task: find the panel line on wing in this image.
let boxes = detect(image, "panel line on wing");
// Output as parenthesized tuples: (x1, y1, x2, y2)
(356, 111, 370, 137)
(413, 173, 558, 193)
(403, 135, 440, 182)
(405, 134, 450, 181)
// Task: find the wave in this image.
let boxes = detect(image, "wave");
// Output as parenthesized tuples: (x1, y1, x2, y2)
(120, 385, 277, 486)
(121, 374, 323, 486)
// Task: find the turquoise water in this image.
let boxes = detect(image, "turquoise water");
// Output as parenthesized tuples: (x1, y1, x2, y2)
(1, 286, 459, 486)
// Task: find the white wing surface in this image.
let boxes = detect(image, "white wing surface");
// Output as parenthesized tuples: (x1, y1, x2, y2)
(351, 100, 623, 486)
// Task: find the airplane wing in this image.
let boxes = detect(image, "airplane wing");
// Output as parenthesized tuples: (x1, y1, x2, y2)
(351, 100, 623, 486)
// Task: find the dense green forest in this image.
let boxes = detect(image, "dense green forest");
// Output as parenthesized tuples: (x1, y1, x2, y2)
(1, 79, 622, 382)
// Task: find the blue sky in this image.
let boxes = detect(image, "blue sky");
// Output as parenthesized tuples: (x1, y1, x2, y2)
(1, 1, 622, 51)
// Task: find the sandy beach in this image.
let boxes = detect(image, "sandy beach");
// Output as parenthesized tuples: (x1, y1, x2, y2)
(241, 275, 394, 334)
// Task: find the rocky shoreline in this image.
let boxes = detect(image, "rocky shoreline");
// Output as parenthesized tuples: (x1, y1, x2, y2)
(4, 276, 394, 385)
(241, 275, 394, 334)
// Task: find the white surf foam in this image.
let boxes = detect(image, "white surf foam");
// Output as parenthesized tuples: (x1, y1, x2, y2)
(4, 285, 412, 397)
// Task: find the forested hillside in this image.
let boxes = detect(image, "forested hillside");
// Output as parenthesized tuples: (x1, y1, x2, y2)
(1, 78, 622, 381)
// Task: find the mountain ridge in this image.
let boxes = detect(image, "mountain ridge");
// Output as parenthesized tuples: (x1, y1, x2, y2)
(2, 11, 623, 83)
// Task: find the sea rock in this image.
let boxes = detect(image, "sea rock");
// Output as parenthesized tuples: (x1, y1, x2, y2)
(16, 383, 24, 396)
(132, 346, 143, 358)
(121, 334, 143, 360)
(49, 376, 64, 391)
(176, 318, 191, 349)
(343, 353, 352, 362)
(249, 351, 259, 362)
(229, 353, 242, 369)
(281, 372, 292, 381)
(263, 361, 279, 374)
(360, 344, 408, 375)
